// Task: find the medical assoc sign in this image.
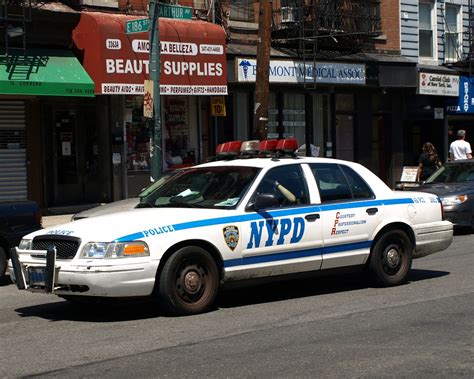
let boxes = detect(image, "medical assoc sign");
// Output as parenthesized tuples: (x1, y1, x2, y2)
(418, 72, 459, 97)
(237, 58, 366, 85)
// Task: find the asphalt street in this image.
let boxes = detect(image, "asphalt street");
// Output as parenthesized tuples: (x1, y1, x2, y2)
(0, 232, 473, 378)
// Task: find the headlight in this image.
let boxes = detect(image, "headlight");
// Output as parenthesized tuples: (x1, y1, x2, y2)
(441, 195, 468, 206)
(19, 239, 32, 250)
(80, 242, 150, 259)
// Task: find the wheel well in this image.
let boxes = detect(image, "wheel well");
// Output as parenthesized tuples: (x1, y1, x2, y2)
(155, 240, 224, 286)
(371, 223, 415, 255)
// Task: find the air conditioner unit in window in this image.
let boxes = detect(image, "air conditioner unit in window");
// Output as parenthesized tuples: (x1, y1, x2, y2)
(281, 7, 298, 24)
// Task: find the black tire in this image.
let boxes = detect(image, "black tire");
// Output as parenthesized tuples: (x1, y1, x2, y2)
(158, 246, 219, 316)
(0, 246, 7, 280)
(369, 230, 413, 287)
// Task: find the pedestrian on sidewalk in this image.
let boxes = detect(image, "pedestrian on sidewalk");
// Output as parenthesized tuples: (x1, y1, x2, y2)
(449, 129, 472, 160)
(416, 142, 442, 182)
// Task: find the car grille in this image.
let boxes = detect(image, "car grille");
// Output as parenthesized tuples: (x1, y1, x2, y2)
(31, 236, 81, 260)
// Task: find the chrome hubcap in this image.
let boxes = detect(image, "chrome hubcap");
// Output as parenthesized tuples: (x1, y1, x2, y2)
(184, 270, 201, 293)
(386, 248, 400, 268)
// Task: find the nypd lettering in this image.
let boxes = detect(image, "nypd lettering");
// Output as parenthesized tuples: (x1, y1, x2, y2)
(247, 217, 305, 249)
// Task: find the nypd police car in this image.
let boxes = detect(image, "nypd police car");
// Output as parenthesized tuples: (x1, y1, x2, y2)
(9, 139, 453, 315)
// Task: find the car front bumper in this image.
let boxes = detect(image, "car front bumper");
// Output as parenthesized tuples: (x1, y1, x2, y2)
(9, 248, 159, 298)
(412, 221, 453, 259)
(443, 205, 473, 229)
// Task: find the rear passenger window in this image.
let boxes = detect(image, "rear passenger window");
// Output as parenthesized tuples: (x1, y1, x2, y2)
(310, 163, 374, 203)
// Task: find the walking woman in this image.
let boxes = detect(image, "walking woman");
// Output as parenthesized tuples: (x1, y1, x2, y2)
(416, 142, 442, 182)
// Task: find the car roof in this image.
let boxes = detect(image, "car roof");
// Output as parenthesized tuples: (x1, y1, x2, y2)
(197, 156, 362, 169)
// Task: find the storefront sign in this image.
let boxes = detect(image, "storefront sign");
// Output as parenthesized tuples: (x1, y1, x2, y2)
(445, 76, 474, 114)
(73, 13, 227, 95)
(236, 59, 366, 85)
(210, 97, 226, 116)
(418, 72, 459, 97)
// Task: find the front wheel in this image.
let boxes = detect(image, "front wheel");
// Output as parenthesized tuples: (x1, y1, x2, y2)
(369, 230, 413, 287)
(157, 246, 219, 316)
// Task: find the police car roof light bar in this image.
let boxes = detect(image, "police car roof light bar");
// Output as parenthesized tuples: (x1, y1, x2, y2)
(276, 138, 298, 153)
(259, 139, 278, 153)
(240, 140, 260, 155)
(220, 141, 242, 156)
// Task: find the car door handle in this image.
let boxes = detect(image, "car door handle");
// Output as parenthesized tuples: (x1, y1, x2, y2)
(366, 207, 378, 215)
(305, 213, 320, 222)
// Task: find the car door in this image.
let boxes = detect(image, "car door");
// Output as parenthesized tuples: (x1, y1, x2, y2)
(236, 164, 323, 279)
(308, 163, 384, 270)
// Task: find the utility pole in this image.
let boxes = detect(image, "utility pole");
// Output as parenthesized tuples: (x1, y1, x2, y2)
(254, 0, 272, 140)
(149, 0, 162, 181)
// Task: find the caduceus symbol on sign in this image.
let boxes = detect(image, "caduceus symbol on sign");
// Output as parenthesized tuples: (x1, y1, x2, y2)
(239, 60, 252, 80)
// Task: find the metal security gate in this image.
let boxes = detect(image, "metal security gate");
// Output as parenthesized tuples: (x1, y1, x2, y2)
(0, 100, 27, 201)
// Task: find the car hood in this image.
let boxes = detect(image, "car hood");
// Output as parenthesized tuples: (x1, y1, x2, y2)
(72, 198, 140, 220)
(417, 182, 474, 197)
(24, 207, 233, 242)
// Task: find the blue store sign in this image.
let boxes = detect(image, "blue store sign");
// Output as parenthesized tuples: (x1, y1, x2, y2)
(446, 76, 474, 114)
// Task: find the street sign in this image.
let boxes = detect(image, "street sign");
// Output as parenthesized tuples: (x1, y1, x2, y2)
(159, 3, 192, 20)
(126, 18, 149, 34)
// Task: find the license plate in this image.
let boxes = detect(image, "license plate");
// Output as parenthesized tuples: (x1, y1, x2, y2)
(28, 267, 46, 286)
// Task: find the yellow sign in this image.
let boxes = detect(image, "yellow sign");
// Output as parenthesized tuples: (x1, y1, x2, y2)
(143, 80, 154, 118)
(210, 96, 226, 116)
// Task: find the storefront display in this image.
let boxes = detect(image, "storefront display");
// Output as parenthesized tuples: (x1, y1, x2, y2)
(125, 96, 151, 172)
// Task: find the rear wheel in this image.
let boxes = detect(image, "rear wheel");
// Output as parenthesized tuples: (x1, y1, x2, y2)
(158, 246, 219, 316)
(369, 230, 413, 286)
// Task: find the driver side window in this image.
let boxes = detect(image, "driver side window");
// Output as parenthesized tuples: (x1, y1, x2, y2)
(252, 165, 309, 209)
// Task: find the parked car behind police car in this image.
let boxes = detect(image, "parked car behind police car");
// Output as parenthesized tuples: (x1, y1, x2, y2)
(9, 139, 453, 315)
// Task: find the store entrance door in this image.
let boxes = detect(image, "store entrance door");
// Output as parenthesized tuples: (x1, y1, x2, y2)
(53, 110, 83, 205)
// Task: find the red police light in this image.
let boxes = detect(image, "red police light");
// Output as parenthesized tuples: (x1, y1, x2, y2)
(220, 141, 242, 155)
(276, 138, 298, 153)
(215, 143, 225, 156)
(259, 139, 278, 153)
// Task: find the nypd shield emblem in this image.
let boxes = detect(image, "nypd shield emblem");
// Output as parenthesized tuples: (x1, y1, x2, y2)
(223, 225, 239, 251)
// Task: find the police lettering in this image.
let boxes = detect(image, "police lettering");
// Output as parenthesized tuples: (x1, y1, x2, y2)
(246, 217, 305, 248)
(142, 225, 175, 237)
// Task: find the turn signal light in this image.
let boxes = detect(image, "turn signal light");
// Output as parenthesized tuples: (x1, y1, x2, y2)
(123, 243, 148, 256)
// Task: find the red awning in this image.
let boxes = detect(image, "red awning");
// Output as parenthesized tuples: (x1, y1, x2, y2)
(72, 12, 227, 95)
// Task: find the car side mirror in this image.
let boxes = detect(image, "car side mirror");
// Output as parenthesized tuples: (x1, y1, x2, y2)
(246, 192, 280, 211)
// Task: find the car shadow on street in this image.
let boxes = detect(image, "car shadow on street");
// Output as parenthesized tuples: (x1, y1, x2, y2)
(216, 269, 450, 310)
(15, 298, 164, 322)
(13, 269, 449, 321)
(408, 268, 450, 282)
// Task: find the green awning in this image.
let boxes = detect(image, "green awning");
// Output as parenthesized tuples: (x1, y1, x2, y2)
(0, 49, 94, 97)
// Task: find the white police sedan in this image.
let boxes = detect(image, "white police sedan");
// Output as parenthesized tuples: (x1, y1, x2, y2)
(10, 139, 453, 315)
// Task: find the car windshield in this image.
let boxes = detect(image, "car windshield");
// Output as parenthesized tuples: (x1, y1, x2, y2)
(139, 166, 260, 209)
(137, 172, 177, 198)
(426, 162, 474, 183)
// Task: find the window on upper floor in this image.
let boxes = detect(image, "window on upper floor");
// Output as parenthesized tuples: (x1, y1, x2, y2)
(419, 1, 436, 59)
(229, 0, 254, 22)
(445, 4, 462, 62)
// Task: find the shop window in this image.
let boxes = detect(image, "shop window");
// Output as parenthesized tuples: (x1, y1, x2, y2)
(165, 97, 195, 170)
(125, 96, 150, 172)
(283, 93, 305, 144)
